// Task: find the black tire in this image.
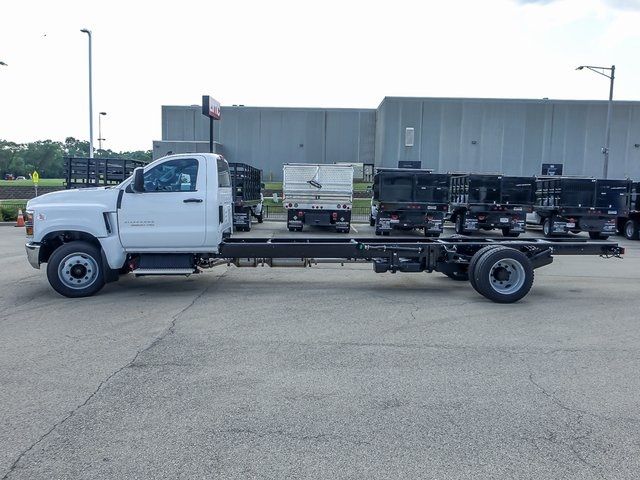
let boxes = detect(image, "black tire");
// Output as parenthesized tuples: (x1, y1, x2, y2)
(542, 217, 554, 238)
(424, 229, 440, 238)
(369, 217, 376, 227)
(257, 215, 263, 224)
(288, 226, 296, 232)
(588, 232, 608, 240)
(501, 228, 520, 238)
(375, 229, 382, 236)
(624, 219, 639, 240)
(468, 245, 502, 291)
(46, 241, 105, 298)
(454, 214, 466, 235)
(382, 231, 390, 236)
(471, 247, 534, 303)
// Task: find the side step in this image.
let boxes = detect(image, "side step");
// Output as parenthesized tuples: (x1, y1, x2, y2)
(134, 253, 196, 276)
(133, 268, 196, 276)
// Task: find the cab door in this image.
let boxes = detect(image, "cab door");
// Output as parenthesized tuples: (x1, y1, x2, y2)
(118, 156, 207, 249)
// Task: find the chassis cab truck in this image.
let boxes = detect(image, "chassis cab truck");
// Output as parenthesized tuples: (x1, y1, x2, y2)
(24, 154, 233, 297)
(533, 177, 631, 239)
(229, 162, 264, 232)
(371, 168, 450, 237)
(449, 174, 536, 237)
(282, 163, 354, 233)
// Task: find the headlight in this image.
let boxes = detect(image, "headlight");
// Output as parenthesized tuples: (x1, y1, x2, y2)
(25, 210, 34, 237)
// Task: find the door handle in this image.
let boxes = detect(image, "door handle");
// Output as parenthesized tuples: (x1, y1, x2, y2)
(183, 198, 203, 203)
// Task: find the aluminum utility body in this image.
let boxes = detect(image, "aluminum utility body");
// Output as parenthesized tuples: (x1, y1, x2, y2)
(533, 177, 631, 239)
(282, 163, 354, 232)
(23, 153, 623, 304)
(371, 168, 450, 237)
(229, 162, 264, 231)
(617, 182, 640, 240)
(449, 174, 536, 237)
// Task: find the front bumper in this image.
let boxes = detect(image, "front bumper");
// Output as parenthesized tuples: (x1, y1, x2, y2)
(25, 242, 41, 269)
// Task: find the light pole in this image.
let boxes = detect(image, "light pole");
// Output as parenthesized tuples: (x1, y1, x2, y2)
(98, 112, 107, 151)
(80, 29, 94, 159)
(576, 64, 615, 179)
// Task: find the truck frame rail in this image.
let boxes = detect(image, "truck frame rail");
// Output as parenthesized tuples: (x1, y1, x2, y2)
(215, 236, 623, 303)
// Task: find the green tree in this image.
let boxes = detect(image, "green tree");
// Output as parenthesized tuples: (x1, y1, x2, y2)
(0, 140, 25, 177)
(21, 140, 64, 177)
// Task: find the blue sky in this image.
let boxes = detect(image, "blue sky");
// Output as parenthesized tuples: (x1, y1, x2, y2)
(1, 0, 639, 150)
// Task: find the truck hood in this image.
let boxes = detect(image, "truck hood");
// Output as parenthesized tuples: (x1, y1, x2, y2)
(27, 187, 121, 211)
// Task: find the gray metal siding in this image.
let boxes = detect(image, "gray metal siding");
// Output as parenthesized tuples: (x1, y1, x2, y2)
(159, 106, 376, 181)
(376, 97, 640, 179)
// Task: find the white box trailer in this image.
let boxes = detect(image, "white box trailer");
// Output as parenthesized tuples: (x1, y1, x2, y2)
(282, 163, 354, 232)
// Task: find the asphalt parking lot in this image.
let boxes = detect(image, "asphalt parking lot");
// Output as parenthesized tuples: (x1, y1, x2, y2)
(1, 222, 640, 479)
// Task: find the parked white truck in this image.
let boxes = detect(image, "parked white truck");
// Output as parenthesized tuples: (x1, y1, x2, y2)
(282, 163, 354, 232)
(23, 153, 625, 303)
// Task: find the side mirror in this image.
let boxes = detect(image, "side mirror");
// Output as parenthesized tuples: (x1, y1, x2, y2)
(131, 167, 145, 193)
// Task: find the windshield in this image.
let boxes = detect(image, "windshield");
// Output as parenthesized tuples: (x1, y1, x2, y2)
(501, 177, 534, 205)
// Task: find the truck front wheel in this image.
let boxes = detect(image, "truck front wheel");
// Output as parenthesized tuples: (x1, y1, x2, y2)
(542, 217, 554, 237)
(46, 241, 105, 298)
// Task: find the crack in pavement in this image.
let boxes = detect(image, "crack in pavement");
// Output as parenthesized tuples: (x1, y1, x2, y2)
(528, 373, 607, 479)
(1, 272, 225, 480)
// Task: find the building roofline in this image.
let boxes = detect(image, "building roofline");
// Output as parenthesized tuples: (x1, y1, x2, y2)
(162, 105, 376, 113)
(378, 95, 640, 106)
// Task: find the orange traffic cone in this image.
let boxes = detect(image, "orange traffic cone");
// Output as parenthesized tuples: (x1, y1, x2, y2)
(15, 209, 25, 228)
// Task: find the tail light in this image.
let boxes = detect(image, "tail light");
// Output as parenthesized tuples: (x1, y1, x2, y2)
(332, 212, 338, 220)
(426, 215, 433, 221)
(298, 211, 304, 217)
(391, 214, 399, 220)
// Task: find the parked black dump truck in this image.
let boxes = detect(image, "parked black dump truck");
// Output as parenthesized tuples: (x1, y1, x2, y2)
(534, 177, 631, 239)
(229, 162, 264, 232)
(371, 168, 450, 237)
(449, 174, 536, 237)
(64, 157, 147, 188)
(618, 182, 640, 240)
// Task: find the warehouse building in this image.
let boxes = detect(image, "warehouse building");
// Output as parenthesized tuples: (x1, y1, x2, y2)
(153, 96, 640, 180)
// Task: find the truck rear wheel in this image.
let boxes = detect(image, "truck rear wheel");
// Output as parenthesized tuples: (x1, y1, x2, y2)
(468, 245, 501, 291)
(471, 247, 534, 303)
(369, 216, 376, 227)
(625, 219, 639, 240)
(257, 215, 263, 224)
(46, 241, 105, 298)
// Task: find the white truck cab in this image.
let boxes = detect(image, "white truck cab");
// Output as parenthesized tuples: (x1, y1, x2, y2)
(25, 153, 233, 297)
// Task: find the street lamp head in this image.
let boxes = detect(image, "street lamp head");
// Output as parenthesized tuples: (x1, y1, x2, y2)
(80, 28, 91, 35)
(576, 66, 584, 70)
(99, 112, 107, 116)
(0, 61, 7, 67)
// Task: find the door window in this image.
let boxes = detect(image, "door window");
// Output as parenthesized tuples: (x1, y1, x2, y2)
(217, 159, 231, 187)
(143, 158, 199, 192)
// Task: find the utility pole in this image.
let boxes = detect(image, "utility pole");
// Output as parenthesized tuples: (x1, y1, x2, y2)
(81, 29, 94, 158)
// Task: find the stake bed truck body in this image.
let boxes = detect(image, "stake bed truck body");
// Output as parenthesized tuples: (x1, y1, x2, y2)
(533, 177, 632, 239)
(24, 154, 623, 303)
(229, 162, 263, 231)
(371, 168, 450, 237)
(449, 174, 536, 237)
